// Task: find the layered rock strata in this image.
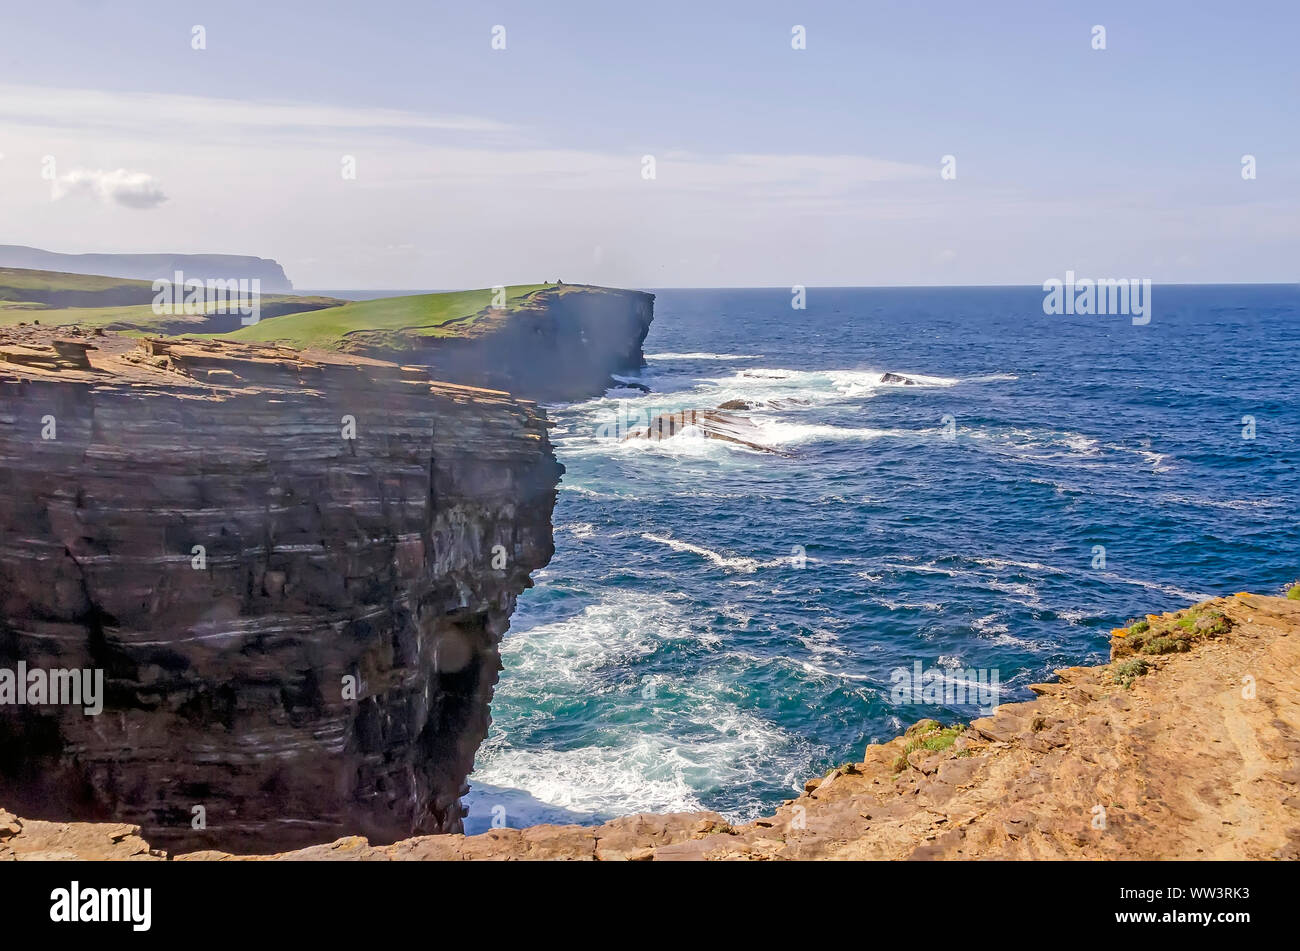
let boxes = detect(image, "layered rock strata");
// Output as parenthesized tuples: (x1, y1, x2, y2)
(0, 329, 561, 853)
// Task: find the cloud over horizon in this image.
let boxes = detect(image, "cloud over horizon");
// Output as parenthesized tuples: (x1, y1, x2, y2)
(50, 167, 169, 210)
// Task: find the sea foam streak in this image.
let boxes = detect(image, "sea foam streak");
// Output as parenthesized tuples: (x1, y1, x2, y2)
(641, 532, 762, 572)
(646, 352, 763, 360)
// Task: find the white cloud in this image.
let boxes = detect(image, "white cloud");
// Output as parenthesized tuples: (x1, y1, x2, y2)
(0, 83, 510, 144)
(6, 82, 1291, 286)
(51, 168, 168, 209)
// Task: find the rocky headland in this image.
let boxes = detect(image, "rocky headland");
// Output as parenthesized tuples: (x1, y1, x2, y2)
(234, 284, 657, 404)
(4, 590, 1297, 860)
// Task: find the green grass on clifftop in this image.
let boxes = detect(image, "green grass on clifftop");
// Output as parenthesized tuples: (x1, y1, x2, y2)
(0, 297, 345, 335)
(0, 266, 151, 297)
(0, 266, 341, 334)
(215, 284, 567, 350)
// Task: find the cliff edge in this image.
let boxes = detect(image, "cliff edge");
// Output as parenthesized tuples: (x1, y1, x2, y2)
(4, 591, 1297, 860)
(0, 329, 562, 852)
(223, 283, 656, 403)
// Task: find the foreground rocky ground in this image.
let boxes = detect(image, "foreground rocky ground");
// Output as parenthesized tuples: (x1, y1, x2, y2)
(3, 592, 1297, 860)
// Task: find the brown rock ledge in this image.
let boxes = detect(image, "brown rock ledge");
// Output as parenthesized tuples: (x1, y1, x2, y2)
(4, 592, 1297, 860)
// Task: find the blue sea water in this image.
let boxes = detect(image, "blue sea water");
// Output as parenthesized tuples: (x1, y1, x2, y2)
(445, 285, 1299, 834)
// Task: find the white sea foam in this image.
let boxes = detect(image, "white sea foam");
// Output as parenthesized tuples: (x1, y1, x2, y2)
(1158, 494, 1282, 511)
(973, 557, 1066, 575)
(973, 613, 1009, 635)
(467, 591, 816, 828)
(874, 597, 944, 612)
(645, 352, 763, 361)
(751, 419, 897, 445)
(794, 627, 849, 657)
(884, 554, 1210, 605)
(700, 367, 958, 406)
(641, 532, 762, 573)
(1100, 573, 1208, 602)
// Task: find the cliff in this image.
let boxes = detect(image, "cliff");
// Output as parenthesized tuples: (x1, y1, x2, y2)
(223, 284, 656, 403)
(0, 247, 294, 293)
(0, 328, 562, 853)
(5, 590, 1297, 860)
(352, 286, 656, 402)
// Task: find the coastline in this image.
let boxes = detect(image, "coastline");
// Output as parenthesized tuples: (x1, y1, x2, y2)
(7, 590, 1296, 861)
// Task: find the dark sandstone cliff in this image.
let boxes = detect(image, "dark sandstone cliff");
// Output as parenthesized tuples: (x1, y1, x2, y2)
(347, 285, 656, 402)
(0, 330, 561, 853)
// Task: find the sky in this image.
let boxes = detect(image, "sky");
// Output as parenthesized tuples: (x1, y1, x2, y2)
(1, 0, 1296, 288)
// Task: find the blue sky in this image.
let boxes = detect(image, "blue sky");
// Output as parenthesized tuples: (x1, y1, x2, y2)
(2, 0, 1296, 287)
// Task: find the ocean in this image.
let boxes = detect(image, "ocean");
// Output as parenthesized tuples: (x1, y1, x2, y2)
(323, 285, 1300, 833)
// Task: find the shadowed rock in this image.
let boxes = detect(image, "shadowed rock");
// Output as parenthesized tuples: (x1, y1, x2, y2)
(622, 409, 790, 456)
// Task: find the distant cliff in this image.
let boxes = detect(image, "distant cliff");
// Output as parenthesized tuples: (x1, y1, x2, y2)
(0, 329, 561, 852)
(359, 286, 657, 402)
(0, 246, 294, 292)
(224, 284, 656, 403)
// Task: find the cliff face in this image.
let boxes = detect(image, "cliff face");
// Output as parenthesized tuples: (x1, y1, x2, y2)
(0, 330, 561, 853)
(349, 286, 656, 402)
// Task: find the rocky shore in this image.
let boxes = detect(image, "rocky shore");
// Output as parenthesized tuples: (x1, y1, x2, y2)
(5, 591, 1297, 860)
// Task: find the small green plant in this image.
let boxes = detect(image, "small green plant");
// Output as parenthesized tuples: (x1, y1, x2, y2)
(893, 723, 964, 772)
(1113, 605, 1230, 658)
(1287, 582, 1300, 600)
(1113, 658, 1149, 688)
(1142, 635, 1188, 655)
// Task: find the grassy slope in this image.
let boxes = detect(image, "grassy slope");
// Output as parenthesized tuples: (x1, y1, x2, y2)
(0, 266, 342, 334)
(0, 266, 151, 296)
(217, 283, 558, 350)
(0, 299, 342, 334)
